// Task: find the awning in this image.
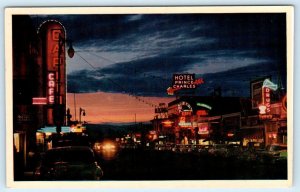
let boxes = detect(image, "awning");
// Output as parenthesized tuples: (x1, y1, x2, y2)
(37, 126, 71, 133)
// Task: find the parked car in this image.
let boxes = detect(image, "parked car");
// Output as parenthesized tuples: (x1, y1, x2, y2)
(226, 144, 243, 158)
(257, 144, 287, 163)
(208, 144, 228, 157)
(34, 146, 103, 180)
(265, 144, 287, 156)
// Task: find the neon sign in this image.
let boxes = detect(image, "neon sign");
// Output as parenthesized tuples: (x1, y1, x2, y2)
(196, 103, 212, 110)
(173, 74, 196, 89)
(178, 122, 192, 127)
(198, 123, 209, 134)
(282, 95, 287, 112)
(161, 120, 173, 127)
(32, 97, 47, 105)
(48, 72, 55, 104)
(167, 77, 204, 95)
(262, 87, 271, 114)
(178, 101, 193, 116)
(262, 79, 278, 91)
(259, 79, 278, 115)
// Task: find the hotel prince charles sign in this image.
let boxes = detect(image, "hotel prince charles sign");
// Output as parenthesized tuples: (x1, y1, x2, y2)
(167, 74, 204, 95)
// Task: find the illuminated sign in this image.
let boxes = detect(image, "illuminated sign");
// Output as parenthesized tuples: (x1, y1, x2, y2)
(178, 122, 192, 127)
(259, 79, 277, 115)
(178, 101, 193, 116)
(161, 120, 173, 127)
(173, 74, 195, 89)
(262, 79, 278, 91)
(167, 74, 204, 95)
(196, 110, 208, 116)
(196, 103, 212, 110)
(38, 20, 66, 105)
(262, 87, 271, 114)
(258, 105, 267, 114)
(282, 95, 287, 112)
(198, 123, 209, 134)
(48, 72, 55, 104)
(259, 114, 273, 120)
(178, 116, 192, 127)
(32, 97, 47, 105)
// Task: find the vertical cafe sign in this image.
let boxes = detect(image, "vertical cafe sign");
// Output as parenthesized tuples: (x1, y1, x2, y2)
(47, 72, 55, 104)
(38, 20, 67, 124)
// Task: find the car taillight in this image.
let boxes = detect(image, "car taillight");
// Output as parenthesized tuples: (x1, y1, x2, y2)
(34, 168, 41, 178)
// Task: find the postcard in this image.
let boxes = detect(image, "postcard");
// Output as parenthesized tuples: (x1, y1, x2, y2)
(5, 6, 293, 188)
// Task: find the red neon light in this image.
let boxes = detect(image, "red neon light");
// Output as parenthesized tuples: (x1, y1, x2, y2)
(32, 97, 47, 105)
(263, 87, 271, 114)
(197, 110, 208, 116)
(162, 120, 173, 127)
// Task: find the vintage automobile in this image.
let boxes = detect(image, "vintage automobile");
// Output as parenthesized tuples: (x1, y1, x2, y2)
(208, 144, 228, 157)
(256, 144, 287, 163)
(34, 146, 103, 180)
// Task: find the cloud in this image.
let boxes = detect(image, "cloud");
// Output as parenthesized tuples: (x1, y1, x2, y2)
(31, 13, 285, 97)
(187, 53, 271, 74)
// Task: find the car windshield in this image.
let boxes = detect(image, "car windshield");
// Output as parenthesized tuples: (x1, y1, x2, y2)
(44, 148, 95, 165)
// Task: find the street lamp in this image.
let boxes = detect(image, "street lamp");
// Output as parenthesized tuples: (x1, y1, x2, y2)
(79, 107, 86, 124)
(67, 40, 75, 58)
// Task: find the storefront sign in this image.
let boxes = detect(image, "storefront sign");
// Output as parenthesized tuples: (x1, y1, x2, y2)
(178, 101, 193, 116)
(259, 79, 278, 115)
(198, 123, 209, 134)
(161, 120, 173, 127)
(32, 97, 47, 105)
(261, 87, 271, 114)
(38, 20, 67, 101)
(259, 114, 273, 120)
(178, 122, 192, 127)
(196, 110, 208, 116)
(251, 79, 264, 109)
(48, 72, 55, 104)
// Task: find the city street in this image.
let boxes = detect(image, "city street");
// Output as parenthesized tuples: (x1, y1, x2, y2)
(21, 146, 287, 181)
(9, 11, 290, 184)
(95, 148, 287, 180)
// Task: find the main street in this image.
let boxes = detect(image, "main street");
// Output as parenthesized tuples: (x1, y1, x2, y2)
(95, 148, 287, 180)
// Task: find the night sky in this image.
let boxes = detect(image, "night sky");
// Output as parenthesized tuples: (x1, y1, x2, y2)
(27, 13, 288, 123)
(31, 13, 287, 97)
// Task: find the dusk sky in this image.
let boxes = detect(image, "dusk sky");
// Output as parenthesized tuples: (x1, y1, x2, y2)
(31, 13, 287, 124)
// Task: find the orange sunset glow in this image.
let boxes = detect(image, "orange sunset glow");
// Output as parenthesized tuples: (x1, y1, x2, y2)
(67, 92, 174, 124)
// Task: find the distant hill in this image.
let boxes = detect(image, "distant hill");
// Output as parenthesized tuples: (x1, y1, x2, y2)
(85, 123, 152, 141)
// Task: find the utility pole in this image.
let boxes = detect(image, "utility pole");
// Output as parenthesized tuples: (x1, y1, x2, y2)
(74, 93, 77, 121)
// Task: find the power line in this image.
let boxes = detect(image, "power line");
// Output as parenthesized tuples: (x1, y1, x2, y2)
(81, 50, 171, 87)
(74, 52, 159, 108)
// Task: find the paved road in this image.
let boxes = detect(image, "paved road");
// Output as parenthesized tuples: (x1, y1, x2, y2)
(95, 149, 287, 180)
